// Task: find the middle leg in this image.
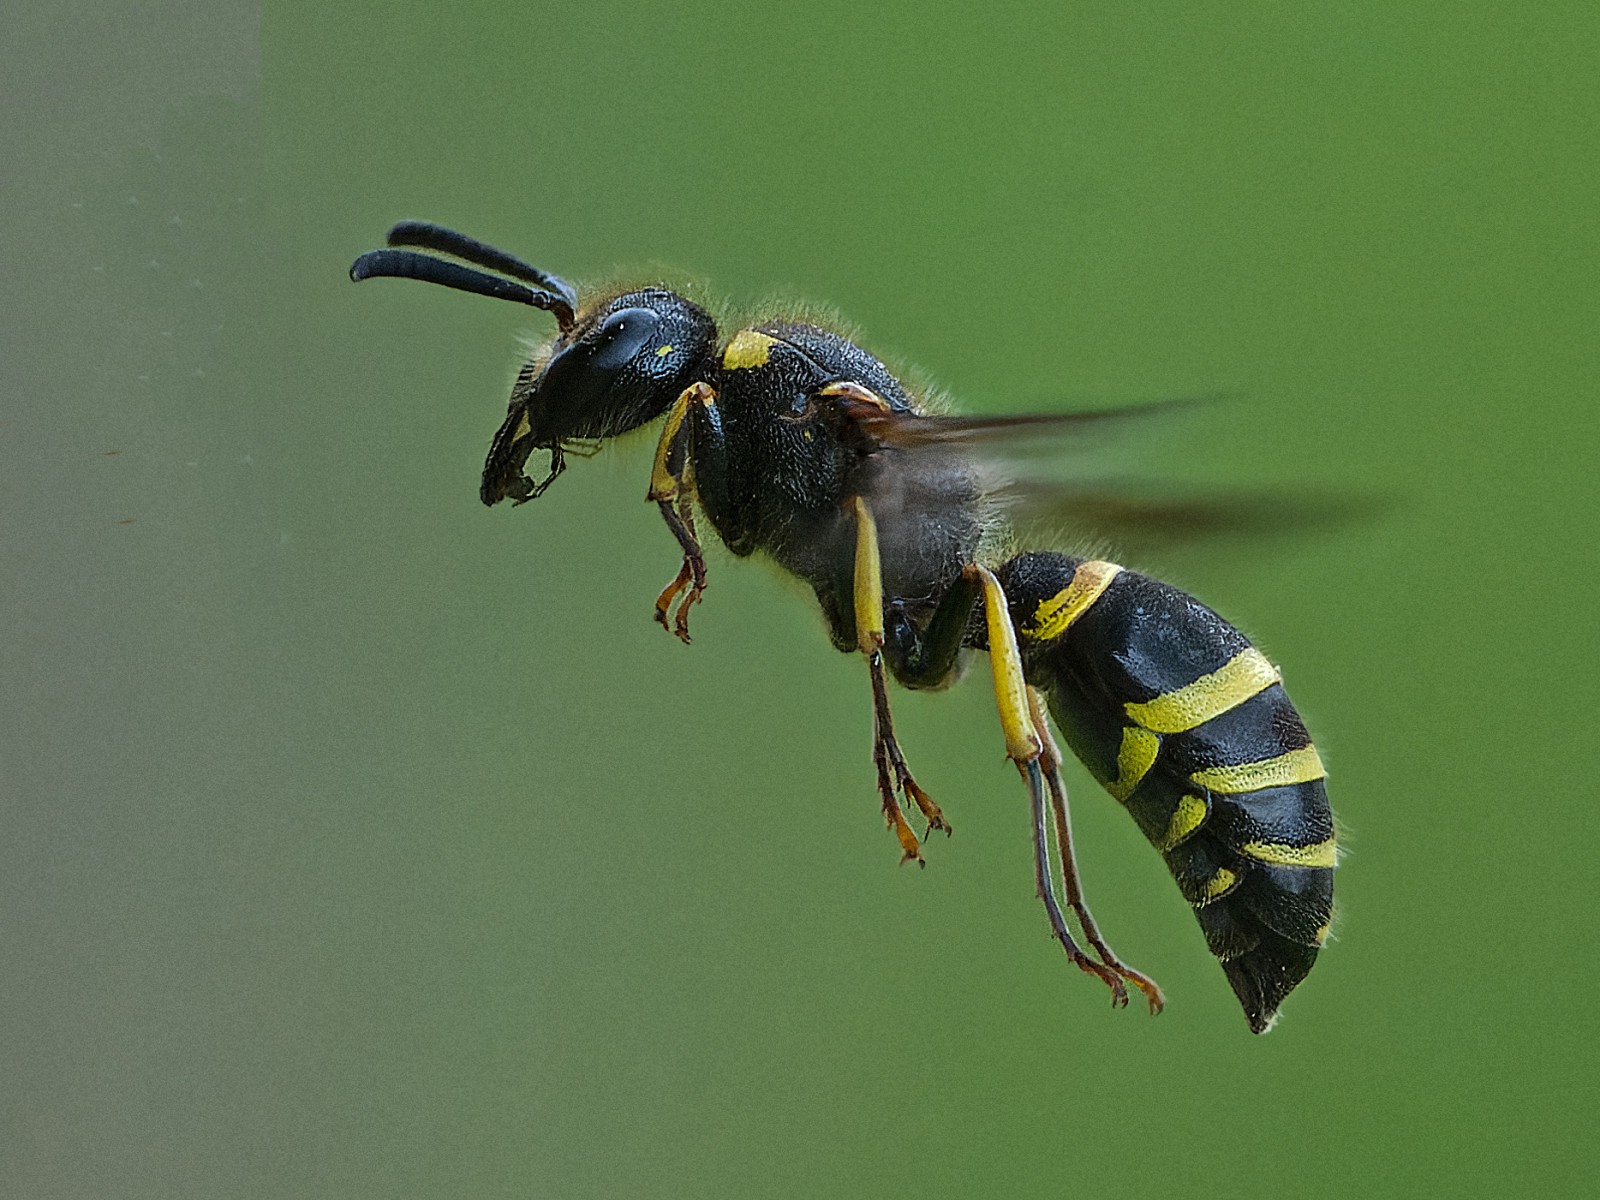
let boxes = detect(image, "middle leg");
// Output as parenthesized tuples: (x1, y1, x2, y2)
(851, 496, 949, 866)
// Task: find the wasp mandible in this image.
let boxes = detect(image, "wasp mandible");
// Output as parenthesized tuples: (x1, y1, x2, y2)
(351, 221, 1337, 1033)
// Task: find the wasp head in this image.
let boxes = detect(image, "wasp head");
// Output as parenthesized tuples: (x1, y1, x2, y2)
(350, 222, 716, 505)
(481, 288, 716, 504)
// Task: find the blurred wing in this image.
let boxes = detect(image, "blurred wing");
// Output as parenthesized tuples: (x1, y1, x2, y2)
(848, 397, 1384, 561)
(994, 481, 1389, 556)
(847, 394, 1215, 458)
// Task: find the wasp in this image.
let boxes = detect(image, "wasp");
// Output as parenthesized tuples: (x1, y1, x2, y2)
(350, 221, 1337, 1033)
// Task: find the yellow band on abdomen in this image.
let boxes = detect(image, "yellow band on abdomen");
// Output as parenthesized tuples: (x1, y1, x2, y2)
(1190, 746, 1326, 794)
(1027, 561, 1122, 642)
(1240, 837, 1338, 868)
(1156, 794, 1209, 852)
(1124, 648, 1282, 734)
(1108, 725, 1160, 802)
(1196, 867, 1238, 905)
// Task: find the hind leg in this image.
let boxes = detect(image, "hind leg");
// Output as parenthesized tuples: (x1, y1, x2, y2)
(1027, 687, 1165, 1014)
(965, 564, 1131, 1006)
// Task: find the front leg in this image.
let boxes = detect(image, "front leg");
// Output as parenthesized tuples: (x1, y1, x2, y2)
(651, 495, 707, 643)
(852, 496, 949, 865)
(647, 382, 716, 643)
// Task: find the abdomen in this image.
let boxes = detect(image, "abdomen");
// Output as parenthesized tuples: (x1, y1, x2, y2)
(992, 551, 1337, 1033)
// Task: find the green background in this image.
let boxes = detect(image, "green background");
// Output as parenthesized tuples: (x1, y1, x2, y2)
(7, 2, 1597, 1195)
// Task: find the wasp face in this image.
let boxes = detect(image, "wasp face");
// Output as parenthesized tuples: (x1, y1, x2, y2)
(481, 289, 717, 505)
(348, 222, 718, 506)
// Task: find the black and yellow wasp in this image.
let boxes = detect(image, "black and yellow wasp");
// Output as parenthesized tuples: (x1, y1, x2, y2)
(351, 221, 1338, 1033)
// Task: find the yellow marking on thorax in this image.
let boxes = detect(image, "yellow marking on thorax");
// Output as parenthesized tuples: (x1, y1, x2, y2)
(1196, 867, 1238, 905)
(655, 344, 675, 357)
(1124, 648, 1282, 734)
(513, 412, 532, 440)
(1108, 725, 1160, 802)
(1156, 794, 1208, 852)
(1241, 837, 1338, 869)
(1190, 746, 1326, 794)
(722, 329, 779, 370)
(1026, 561, 1122, 641)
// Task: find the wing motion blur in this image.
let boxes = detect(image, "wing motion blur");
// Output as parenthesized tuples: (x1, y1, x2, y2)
(845, 396, 1382, 562)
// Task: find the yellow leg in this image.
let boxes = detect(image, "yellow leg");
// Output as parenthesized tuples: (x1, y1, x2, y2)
(647, 383, 714, 503)
(964, 565, 1042, 763)
(852, 497, 948, 865)
(648, 384, 715, 642)
(851, 494, 885, 654)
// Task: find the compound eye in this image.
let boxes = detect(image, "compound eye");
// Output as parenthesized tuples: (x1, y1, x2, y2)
(585, 306, 662, 374)
(530, 304, 676, 443)
(535, 305, 661, 417)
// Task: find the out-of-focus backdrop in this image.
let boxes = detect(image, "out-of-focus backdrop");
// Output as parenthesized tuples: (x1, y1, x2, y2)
(6, 2, 1596, 1195)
